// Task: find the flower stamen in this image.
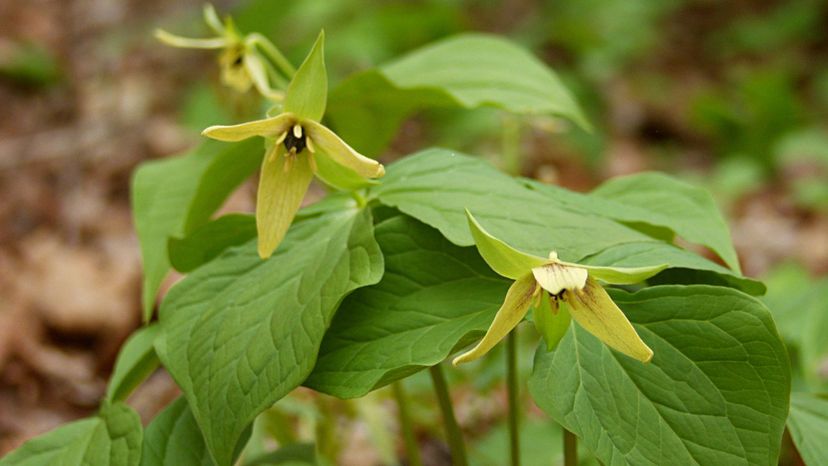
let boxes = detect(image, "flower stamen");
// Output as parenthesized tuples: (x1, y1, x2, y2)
(283, 124, 307, 154)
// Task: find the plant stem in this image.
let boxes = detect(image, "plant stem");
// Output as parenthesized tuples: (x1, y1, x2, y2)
(564, 428, 578, 466)
(246, 33, 296, 78)
(392, 381, 423, 466)
(429, 364, 468, 466)
(507, 331, 521, 466)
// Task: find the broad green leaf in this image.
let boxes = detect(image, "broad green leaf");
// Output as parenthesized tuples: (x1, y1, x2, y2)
(169, 214, 256, 273)
(371, 148, 645, 259)
(590, 172, 741, 272)
(155, 202, 383, 466)
(0, 402, 142, 466)
(788, 392, 828, 466)
(305, 214, 510, 398)
(141, 398, 214, 466)
(131, 139, 261, 320)
(105, 324, 160, 402)
(371, 148, 762, 294)
(284, 31, 327, 122)
(327, 33, 588, 155)
(529, 285, 790, 466)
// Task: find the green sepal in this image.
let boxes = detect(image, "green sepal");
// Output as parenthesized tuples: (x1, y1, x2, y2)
(466, 209, 547, 279)
(572, 262, 668, 285)
(284, 31, 327, 121)
(315, 151, 379, 191)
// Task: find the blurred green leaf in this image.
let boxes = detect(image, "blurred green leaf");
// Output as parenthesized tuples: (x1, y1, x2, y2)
(788, 392, 828, 466)
(0, 403, 142, 466)
(0, 42, 61, 87)
(328, 34, 588, 155)
(106, 324, 160, 403)
(244, 443, 317, 466)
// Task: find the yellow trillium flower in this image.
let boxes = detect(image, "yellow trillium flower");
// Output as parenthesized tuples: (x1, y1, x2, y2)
(202, 32, 385, 259)
(452, 211, 669, 365)
(155, 4, 290, 100)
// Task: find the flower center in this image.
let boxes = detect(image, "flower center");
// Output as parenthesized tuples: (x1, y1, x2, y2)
(283, 125, 306, 154)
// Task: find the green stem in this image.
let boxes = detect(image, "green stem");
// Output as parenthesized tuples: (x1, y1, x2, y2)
(247, 33, 296, 79)
(429, 364, 468, 466)
(501, 114, 522, 175)
(392, 382, 423, 466)
(564, 429, 577, 466)
(507, 331, 521, 466)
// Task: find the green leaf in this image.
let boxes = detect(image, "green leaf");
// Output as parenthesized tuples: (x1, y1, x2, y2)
(105, 324, 160, 403)
(141, 398, 215, 466)
(140, 397, 251, 466)
(243, 444, 317, 465)
(371, 149, 644, 259)
(788, 392, 828, 466)
(131, 139, 261, 320)
(761, 263, 813, 342)
(155, 202, 383, 466)
(528, 285, 790, 466)
(371, 148, 761, 294)
(284, 31, 327, 121)
(328, 33, 588, 155)
(0, 402, 142, 466)
(589, 172, 741, 272)
(799, 282, 828, 391)
(305, 214, 510, 398)
(169, 214, 256, 273)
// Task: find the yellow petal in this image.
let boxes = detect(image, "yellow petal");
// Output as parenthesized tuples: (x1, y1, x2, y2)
(154, 29, 227, 49)
(202, 113, 295, 142)
(453, 274, 537, 365)
(531, 263, 587, 295)
(256, 145, 314, 258)
(304, 120, 385, 178)
(566, 278, 653, 362)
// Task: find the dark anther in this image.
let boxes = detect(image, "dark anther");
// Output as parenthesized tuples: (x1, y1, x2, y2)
(232, 55, 243, 66)
(551, 290, 566, 300)
(283, 127, 307, 153)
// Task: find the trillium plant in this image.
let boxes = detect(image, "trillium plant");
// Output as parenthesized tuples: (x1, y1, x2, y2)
(4, 5, 804, 466)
